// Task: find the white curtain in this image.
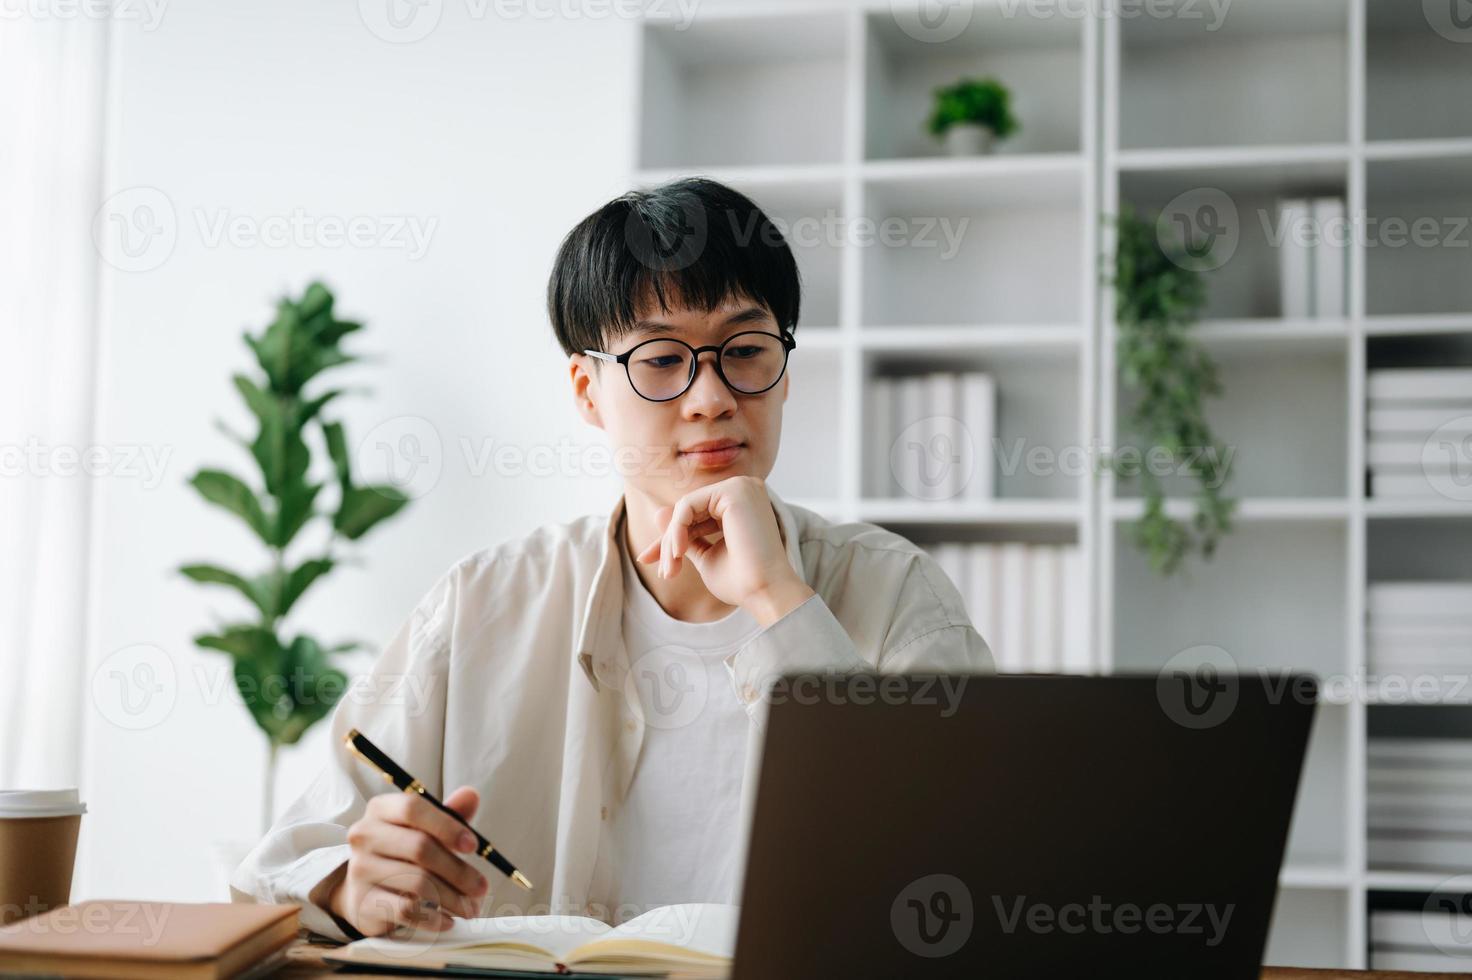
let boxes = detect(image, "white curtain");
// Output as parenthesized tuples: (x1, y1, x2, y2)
(0, 15, 110, 788)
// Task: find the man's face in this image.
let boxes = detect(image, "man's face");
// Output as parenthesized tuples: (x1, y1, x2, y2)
(571, 294, 789, 508)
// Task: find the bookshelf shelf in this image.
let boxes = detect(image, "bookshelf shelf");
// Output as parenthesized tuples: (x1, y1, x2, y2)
(1111, 498, 1352, 523)
(859, 324, 1082, 352)
(638, 1, 1471, 968)
(858, 498, 1082, 526)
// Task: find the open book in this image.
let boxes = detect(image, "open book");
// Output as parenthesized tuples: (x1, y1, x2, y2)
(321, 903, 737, 977)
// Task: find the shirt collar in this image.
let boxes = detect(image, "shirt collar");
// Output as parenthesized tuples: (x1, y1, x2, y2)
(574, 484, 804, 691)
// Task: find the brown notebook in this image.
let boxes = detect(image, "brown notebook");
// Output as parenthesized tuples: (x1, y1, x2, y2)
(0, 900, 299, 980)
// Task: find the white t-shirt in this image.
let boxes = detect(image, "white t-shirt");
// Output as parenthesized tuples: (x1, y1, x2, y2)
(593, 525, 762, 924)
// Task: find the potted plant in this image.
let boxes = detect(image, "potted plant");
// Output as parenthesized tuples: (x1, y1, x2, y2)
(927, 76, 1019, 156)
(179, 282, 411, 889)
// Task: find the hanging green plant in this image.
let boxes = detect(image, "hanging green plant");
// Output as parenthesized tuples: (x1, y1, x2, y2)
(1107, 208, 1236, 575)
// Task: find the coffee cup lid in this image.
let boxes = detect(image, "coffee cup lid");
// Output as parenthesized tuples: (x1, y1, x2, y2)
(0, 788, 87, 818)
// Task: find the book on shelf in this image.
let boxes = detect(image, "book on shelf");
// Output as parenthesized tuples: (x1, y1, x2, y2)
(876, 370, 996, 501)
(927, 541, 1088, 674)
(1370, 910, 1472, 965)
(1367, 833, 1472, 872)
(960, 372, 996, 501)
(1367, 406, 1472, 434)
(1277, 198, 1313, 319)
(998, 542, 1030, 673)
(1368, 368, 1472, 402)
(924, 371, 964, 500)
(867, 376, 895, 498)
(1310, 196, 1346, 319)
(1368, 583, 1472, 621)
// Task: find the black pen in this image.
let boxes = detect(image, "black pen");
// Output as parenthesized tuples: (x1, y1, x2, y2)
(343, 727, 533, 891)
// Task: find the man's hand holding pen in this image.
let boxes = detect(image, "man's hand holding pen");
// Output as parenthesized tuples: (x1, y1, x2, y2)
(328, 785, 489, 935)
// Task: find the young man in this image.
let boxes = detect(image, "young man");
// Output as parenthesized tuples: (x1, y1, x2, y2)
(230, 178, 993, 941)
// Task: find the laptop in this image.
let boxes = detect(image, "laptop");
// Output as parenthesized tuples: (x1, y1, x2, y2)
(732, 673, 1316, 979)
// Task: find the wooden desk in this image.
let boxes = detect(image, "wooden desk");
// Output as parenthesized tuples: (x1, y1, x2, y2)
(274, 937, 1471, 980)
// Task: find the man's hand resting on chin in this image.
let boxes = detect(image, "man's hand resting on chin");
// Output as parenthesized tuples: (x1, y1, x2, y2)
(635, 475, 815, 627)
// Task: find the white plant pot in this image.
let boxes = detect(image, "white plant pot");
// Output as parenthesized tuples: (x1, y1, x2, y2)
(943, 123, 995, 157)
(210, 838, 258, 900)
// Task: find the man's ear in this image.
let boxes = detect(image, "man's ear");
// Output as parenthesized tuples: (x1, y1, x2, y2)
(569, 355, 604, 429)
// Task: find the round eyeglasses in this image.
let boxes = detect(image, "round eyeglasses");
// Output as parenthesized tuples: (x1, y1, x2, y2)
(583, 330, 797, 403)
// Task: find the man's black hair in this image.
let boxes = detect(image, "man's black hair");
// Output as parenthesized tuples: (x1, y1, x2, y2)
(546, 177, 801, 357)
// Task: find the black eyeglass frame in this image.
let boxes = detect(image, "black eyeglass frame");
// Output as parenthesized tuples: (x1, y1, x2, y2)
(582, 329, 798, 403)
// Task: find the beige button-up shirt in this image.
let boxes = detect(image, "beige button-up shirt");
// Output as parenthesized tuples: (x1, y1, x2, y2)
(229, 488, 993, 940)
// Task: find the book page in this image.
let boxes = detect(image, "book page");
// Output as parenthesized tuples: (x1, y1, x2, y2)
(350, 914, 612, 962)
(567, 904, 739, 965)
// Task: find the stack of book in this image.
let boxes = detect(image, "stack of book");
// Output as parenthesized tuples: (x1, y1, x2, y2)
(1367, 368, 1472, 499)
(1367, 582, 1472, 702)
(1370, 907, 1472, 972)
(923, 541, 1089, 673)
(1276, 196, 1347, 319)
(868, 372, 996, 500)
(1368, 737, 1472, 872)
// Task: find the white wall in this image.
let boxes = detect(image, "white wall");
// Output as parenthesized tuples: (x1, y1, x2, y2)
(78, 0, 640, 901)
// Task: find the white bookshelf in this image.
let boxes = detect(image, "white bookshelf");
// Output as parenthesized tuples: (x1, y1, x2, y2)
(635, 0, 1472, 969)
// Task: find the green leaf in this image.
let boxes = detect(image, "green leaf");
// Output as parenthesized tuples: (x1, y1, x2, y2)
(188, 469, 272, 543)
(192, 623, 278, 660)
(334, 485, 409, 540)
(279, 557, 334, 618)
(322, 420, 352, 488)
(274, 480, 323, 548)
(231, 633, 348, 745)
(179, 563, 271, 617)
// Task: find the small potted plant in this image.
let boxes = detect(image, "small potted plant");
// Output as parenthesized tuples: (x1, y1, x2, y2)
(927, 76, 1019, 156)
